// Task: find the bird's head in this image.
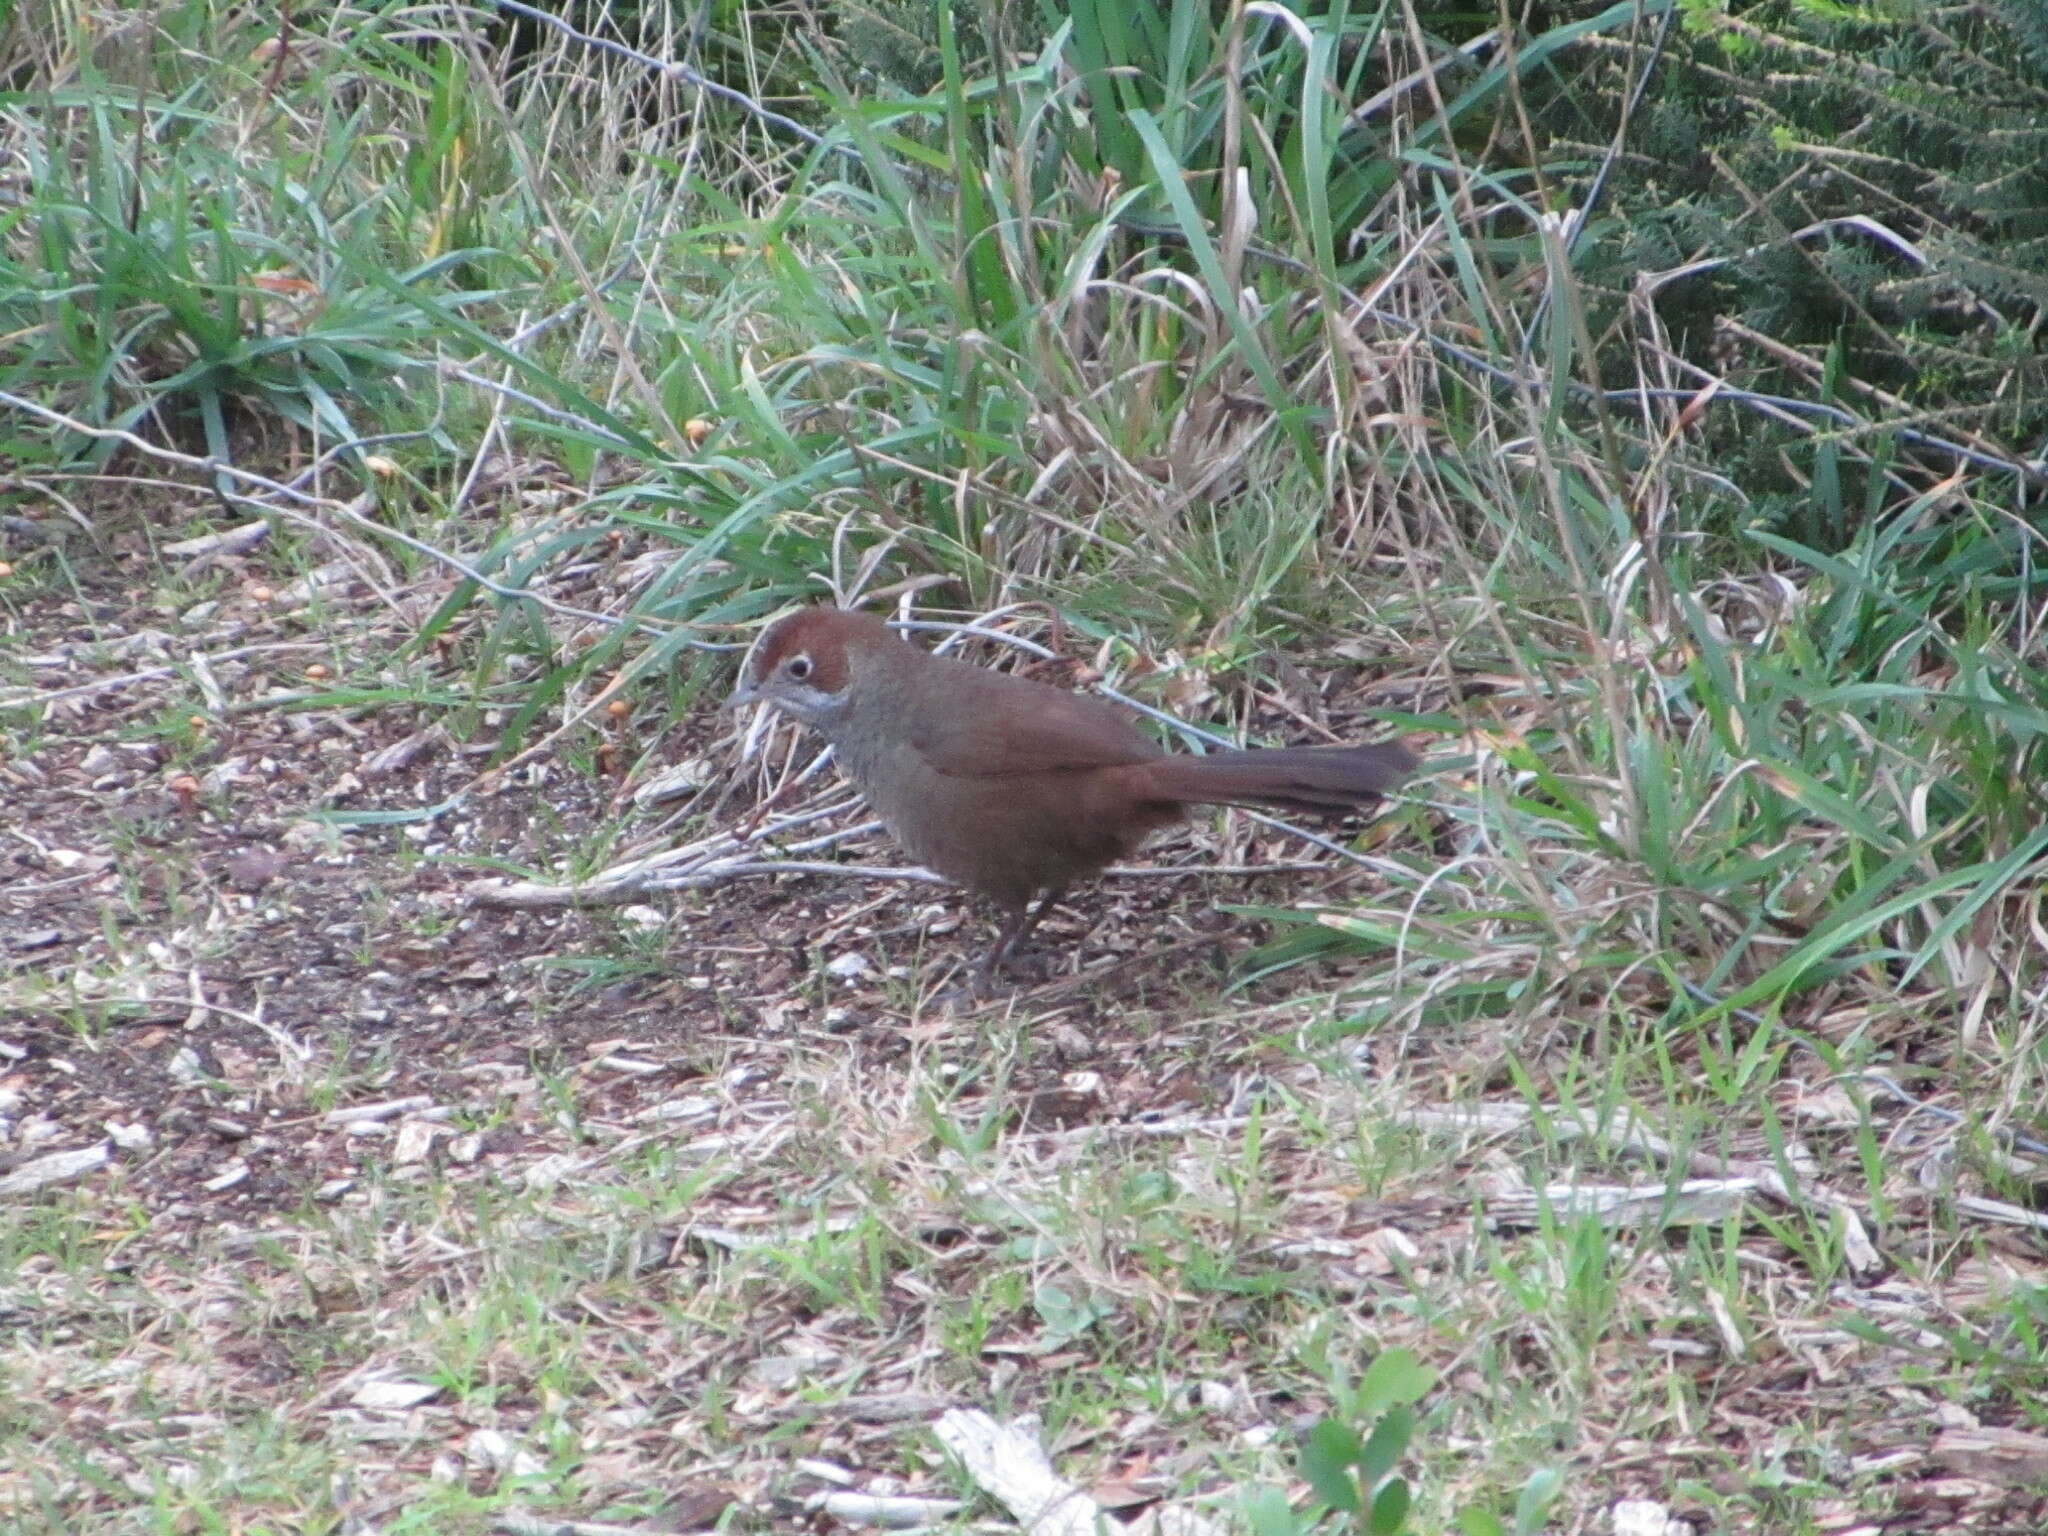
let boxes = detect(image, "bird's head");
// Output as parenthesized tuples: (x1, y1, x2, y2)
(729, 606, 897, 730)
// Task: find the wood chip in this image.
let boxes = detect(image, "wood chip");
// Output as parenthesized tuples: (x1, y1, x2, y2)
(163, 521, 270, 559)
(322, 1095, 433, 1127)
(202, 1160, 250, 1192)
(350, 1379, 441, 1410)
(493, 1513, 665, 1536)
(0, 1142, 110, 1197)
(806, 1490, 965, 1529)
(1930, 1425, 2048, 1486)
(1611, 1499, 1697, 1536)
(392, 1119, 439, 1164)
(823, 1391, 956, 1424)
(1955, 1194, 2048, 1233)
(363, 728, 442, 778)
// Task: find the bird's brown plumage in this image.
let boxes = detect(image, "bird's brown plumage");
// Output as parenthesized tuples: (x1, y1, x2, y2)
(735, 606, 1415, 982)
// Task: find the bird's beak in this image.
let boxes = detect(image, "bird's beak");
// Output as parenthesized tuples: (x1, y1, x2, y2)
(724, 679, 762, 713)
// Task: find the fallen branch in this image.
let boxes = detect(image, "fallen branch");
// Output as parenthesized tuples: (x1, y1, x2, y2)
(933, 1408, 1230, 1536)
(931, 1409, 1108, 1536)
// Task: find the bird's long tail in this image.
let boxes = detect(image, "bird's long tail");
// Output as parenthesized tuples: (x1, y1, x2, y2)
(1133, 742, 1416, 816)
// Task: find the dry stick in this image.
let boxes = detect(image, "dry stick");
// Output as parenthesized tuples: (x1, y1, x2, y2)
(1400, 1097, 1882, 1269)
(977, 931, 1254, 1011)
(0, 1145, 112, 1199)
(472, 850, 1337, 910)
(845, 439, 1150, 568)
(1717, 313, 1961, 430)
(69, 990, 310, 1057)
(1676, 978, 2048, 1164)
(1346, 27, 1503, 128)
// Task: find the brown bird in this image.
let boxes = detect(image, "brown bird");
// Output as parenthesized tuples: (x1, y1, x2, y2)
(731, 606, 1416, 986)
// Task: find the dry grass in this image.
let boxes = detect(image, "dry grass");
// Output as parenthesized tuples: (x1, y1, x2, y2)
(5, 3, 2048, 1534)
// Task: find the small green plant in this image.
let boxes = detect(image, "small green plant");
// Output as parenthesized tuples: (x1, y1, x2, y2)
(1240, 1349, 1562, 1535)
(1306, 1349, 1431, 1534)
(1236, 1349, 1430, 1535)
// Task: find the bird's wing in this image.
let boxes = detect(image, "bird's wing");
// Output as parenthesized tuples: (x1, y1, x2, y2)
(907, 660, 1162, 778)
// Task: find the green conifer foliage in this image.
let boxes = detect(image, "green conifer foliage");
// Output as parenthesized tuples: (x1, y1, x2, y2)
(1554, 0, 2046, 509)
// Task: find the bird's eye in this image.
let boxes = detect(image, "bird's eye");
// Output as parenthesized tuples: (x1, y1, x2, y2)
(785, 655, 813, 681)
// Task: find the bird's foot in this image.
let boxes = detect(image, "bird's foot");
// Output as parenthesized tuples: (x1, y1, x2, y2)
(993, 943, 1058, 985)
(924, 946, 1054, 1011)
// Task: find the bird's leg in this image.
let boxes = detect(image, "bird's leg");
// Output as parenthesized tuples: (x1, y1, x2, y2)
(975, 902, 1034, 993)
(974, 887, 1069, 992)
(1014, 886, 1067, 949)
